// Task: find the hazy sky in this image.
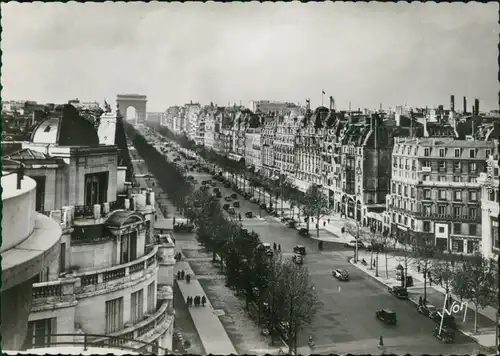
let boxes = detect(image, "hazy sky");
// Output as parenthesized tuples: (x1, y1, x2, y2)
(1, 2, 498, 112)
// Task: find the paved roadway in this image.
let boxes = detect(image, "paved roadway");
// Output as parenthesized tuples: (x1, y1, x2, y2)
(138, 127, 480, 355)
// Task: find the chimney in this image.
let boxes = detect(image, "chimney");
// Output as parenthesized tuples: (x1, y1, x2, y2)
(329, 96, 334, 111)
(450, 95, 455, 112)
(463, 97, 467, 113)
(474, 99, 479, 115)
(472, 105, 475, 116)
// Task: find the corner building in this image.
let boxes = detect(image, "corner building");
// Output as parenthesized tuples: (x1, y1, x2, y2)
(2, 104, 174, 353)
(388, 137, 495, 253)
(479, 149, 499, 259)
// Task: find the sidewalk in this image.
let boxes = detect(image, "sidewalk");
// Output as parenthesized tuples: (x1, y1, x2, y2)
(350, 251, 498, 348)
(174, 260, 237, 355)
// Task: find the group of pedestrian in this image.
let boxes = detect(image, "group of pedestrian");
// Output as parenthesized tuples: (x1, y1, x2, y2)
(272, 242, 281, 252)
(186, 295, 206, 307)
(175, 252, 182, 261)
(177, 270, 191, 283)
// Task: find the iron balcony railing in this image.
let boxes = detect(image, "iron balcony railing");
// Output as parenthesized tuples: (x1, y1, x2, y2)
(20, 333, 170, 354)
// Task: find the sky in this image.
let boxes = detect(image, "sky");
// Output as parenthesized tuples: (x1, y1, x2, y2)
(1, 2, 498, 112)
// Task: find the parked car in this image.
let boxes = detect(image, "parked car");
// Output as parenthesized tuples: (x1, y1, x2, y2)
(333, 269, 349, 281)
(367, 242, 385, 252)
(281, 217, 291, 223)
(187, 175, 194, 181)
(210, 181, 217, 187)
(376, 309, 397, 325)
(224, 182, 231, 188)
(231, 193, 237, 199)
(292, 253, 303, 265)
(245, 211, 253, 218)
(433, 325, 455, 343)
(223, 204, 230, 210)
(418, 304, 438, 319)
(200, 185, 209, 192)
(173, 223, 194, 233)
(286, 220, 297, 228)
(293, 245, 306, 255)
(298, 228, 310, 237)
(433, 314, 457, 330)
(258, 243, 273, 257)
(224, 196, 232, 202)
(344, 240, 365, 249)
(233, 201, 240, 208)
(215, 191, 222, 198)
(228, 207, 236, 215)
(388, 286, 409, 299)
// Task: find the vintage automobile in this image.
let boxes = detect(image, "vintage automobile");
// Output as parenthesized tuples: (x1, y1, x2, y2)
(231, 193, 238, 199)
(224, 196, 232, 202)
(333, 269, 349, 281)
(186, 175, 194, 181)
(222, 204, 230, 210)
(418, 304, 438, 319)
(257, 243, 273, 257)
(224, 182, 231, 188)
(388, 286, 409, 299)
(298, 228, 310, 237)
(367, 242, 385, 252)
(433, 314, 457, 329)
(215, 191, 222, 198)
(228, 207, 236, 215)
(433, 325, 455, 343)
(233, 201, 240, 208)
(200, 185, 209, 192)
(375, 309, 397, 325)
(344, 240, 365, 249)
(293, 245, 306, 255)
(250, 197, 259, 203)
(245, 211, 253, 218)
(210, 181, 217, 187)
(259, 203, 267, 209)
(292, 253, 303, 265)
(173, 223, 194, 233)
(286, 220, 297, 228)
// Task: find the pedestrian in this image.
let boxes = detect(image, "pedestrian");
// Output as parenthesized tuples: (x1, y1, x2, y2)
(177, 271, 181, 280)
(180, 270, 185, 280)
(373, 260, 376, 268)
(378, 336, 384, 347)
(323, 221, 326, 227)
(273, 242, 277, 250)
(173, 216, 176, 225)
(201, 295, 206, 306)
(418, 296, 423, 306)
(155, 214, 158, 222)
(187, 296, 191, 307)
(195, 296, 200, 307)
(186, 274, 191, 283)
(328, 218, 330, 224)
(417, 265, 421, 273)
(278, 244, 281, 252)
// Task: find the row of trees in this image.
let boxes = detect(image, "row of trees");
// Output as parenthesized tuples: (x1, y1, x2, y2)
(186, 187, 320, 353)
(344, 220, 497, 333)
(134, 123, 321, 353)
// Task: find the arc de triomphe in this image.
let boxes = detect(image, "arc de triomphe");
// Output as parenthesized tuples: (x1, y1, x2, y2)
(116, 94, 147, 125)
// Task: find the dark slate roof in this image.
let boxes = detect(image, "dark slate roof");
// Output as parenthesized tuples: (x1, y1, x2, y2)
(3, 148, 48, 160)
(105, 210, 144, 229)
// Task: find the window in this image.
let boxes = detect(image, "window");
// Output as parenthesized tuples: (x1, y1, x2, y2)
(439, 148, 445, 157)
(120, 231, 138, 264)
(59, 243, 66, 273)
(424, 148, 430, 157)
(398, 184, 402, 195)
(438, 175, 446, 182)
(454, 162, 461, 171)
(411, 187, 415, 198)
(469, 207, 477, 218)
(423, 160, 431, 167)
(423, 205, 431, 216)
(453, 223, 461, 235)
(454, 149, 461, 158)
(489, 190, 496, 201)
(469, 191, 477, 201)
(469, 149, 475, 158)
(147, 282, 156, 313)
(404, 186, 408, 197)
(423, 174, 430, 181)
(438, 205, 446, 215)
(486, 150, 491, 158)
(84, 172, 109, 206)
(453, 176, 462, 183)
(424, 189, 431, 199)
(411, 219, 415, 229)
(398, 215, 402, 223)
(392, 183, 396, 193)
(423, 221, 431, 232)
(469, 224, 477, 236)
(23, 318, 56, 349)
(469, 162, 476, 173)
(404, 216, 408, 225)
(130, 289, 144, 324)
(439, 226, 445, 233)
(32, 176, 46, 212)
(438, 161, 446, 171)
(468, 177, 477, 183)
(105, 297, 124, 333)
(453, 206, 462, 217)
(438, 190, 446, 200)
(453, 191, 462, 201)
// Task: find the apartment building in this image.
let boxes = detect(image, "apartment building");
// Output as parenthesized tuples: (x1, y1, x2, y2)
(2, 105, 174, 353)
(213, 109, 233, 156)
(232, 110, 247, 159)
(387, 137, 495, 253)
(273, 108, 303, 177)
(479, 149, 499, 259)
(261, 115, 277, 178)
(245, 128, 262, 171)
(185, 102, 201, 142)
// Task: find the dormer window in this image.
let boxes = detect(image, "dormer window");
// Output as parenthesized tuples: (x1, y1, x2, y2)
(44, 125, 51, 132)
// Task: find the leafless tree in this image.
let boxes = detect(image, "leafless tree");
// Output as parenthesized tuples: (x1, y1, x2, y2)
(302, 184, 331, 237)
(412, 236, 439, 302)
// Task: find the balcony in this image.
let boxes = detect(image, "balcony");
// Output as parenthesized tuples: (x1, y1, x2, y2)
(413, 212, 480, 223)
(418, 180, 480, 188)
(31, 278, 78, 311)
(92, 301, 172, 349)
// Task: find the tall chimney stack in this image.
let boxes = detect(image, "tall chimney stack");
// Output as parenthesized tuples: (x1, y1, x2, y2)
(463, 97, 467, 114)
(329, 96, 334, 111)
(474, 98, 479, 115)
(450, 95, 455, 112)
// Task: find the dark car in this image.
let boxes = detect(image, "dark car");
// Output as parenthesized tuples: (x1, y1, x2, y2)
(333, 269, 349, 281)
(233, 201, 240, 208)
(376, 309, 397, 325)
(224, 182, 231, 188)
(245, 211, 253, 218)
(200, 185, 209, 192)
(187, 175, 194, 181)
(210, 181, 217, 187)
(259, 203, 267, 209)
(231, 193, 237, 199)
(286, 220, 297, 228)
(224, 196, 232, 202)
(293, 245, 306, 255)
(367, 242, 385, 252)
(213, 187, 220, 192)
(388, 286, 409, 299)
(433, 314, 457, 330)
(433, 325, 455, 343)
(215, 191, 222, 198)
(228, 207, 236, 215)
(223, 204, 230, 210)
(298, 228, 310, 237)
(173, 223, 194, 233)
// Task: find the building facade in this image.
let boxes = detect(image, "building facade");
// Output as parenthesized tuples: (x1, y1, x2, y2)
(479, 149, 499, 259)
(2, 106, 174, 353)
(261, 116, 276, 178)
(387, 137, 495, 253)
(245, 128, 262, 171)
